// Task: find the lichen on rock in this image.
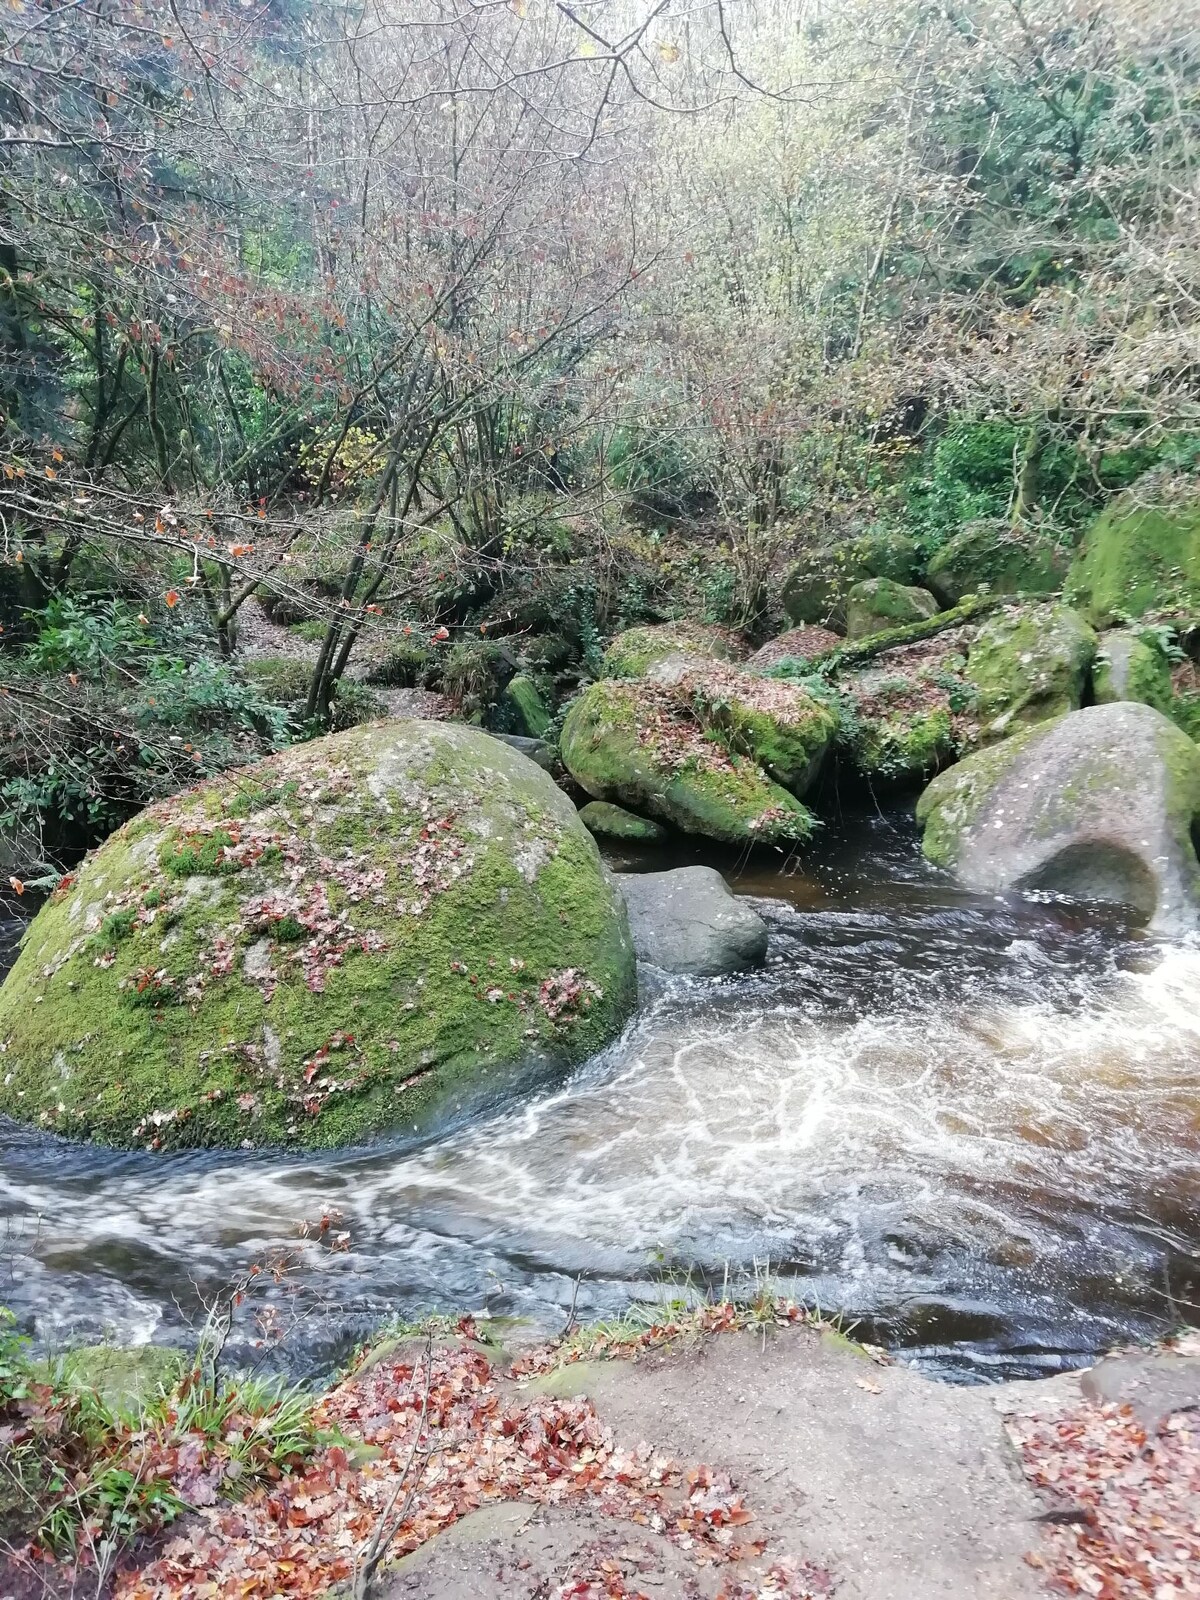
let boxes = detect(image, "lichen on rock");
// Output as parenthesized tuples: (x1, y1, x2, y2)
(0, 721, 636, 1152)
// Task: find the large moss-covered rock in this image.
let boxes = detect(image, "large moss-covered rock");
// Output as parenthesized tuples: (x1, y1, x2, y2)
(844, 578, 938, 640)
(964, 603, 1095, 736)
(915, 702, 1200, 934)
(560, 680, 817, 846)
(602, 622, 745, 680)
(1066, 476, 1200, 625)
(829, 626, 977, 788)
(781, 533, 920, 629)
(0, 722, 636, 1151)
(642, 655, 838, 794)
(1093, 629, 1174, 714)
(925, 521, 1069, 607)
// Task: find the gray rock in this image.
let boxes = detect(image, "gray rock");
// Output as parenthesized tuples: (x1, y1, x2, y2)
(489, 731, 553, 769)
(916, 701, 1200, 933)
(1092, 628, 1173, 712)
(616, 865, 769, 975)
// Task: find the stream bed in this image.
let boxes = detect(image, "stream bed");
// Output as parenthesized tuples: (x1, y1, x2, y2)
(1, 805, 1198, 1381)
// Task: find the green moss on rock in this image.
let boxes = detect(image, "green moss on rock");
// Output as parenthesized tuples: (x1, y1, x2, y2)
(844, 578, 938, 641)
(504, 674, 552, 738)
(1065, 477, 1200, 624)
(915, 724, 1041, 869)
(577, 802, 668, 843)
(560, 680, 815, 846)
(602, 622, 745, 679)
(781, 533, 920, 628)
(1093, 629, 1175, 713)
(925, 521, 1069, 607)
(0, 722, 636, 1152)
(964, 603, 1095, 735)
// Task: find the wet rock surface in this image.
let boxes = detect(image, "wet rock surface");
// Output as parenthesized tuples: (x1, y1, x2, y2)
(616, 865, 769, 975)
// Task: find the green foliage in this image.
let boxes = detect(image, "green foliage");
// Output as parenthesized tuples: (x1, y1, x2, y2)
(25, 596, 151, 679)
(0, 1306, 320, 1559)
(135, 657, 290, 741)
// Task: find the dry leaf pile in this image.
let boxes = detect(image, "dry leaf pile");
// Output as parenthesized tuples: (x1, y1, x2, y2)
(113, 1329, 830, 1600)
(1011, 1397, 1200, 1597)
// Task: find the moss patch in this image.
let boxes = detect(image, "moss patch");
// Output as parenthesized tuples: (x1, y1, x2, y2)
(560, 680, 815, 846)
(964, 603, 1095, 735)
(0, 722, 636, 1152)
(577, 801, 668, 843)
(925, 521, 1069, 607)
(844, 578, 938, 641)
(915, 723, 1044, 869)
(601, 622, 746, 680)
(1065, 478, 1200, 625)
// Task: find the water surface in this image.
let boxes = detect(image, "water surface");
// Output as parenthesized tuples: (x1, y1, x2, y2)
(1, 810, 1197, 1380)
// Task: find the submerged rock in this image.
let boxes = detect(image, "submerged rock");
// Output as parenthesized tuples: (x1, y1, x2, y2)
(925, 521, 1069, 607)
(915, 702, 1200, 933)
(964, 602, 1095, 736)
(1066, 475, 1200, 625)
(578, 801, 668, 843)
(0, 721, 636, 1151)
(844, 578, 939, 640)
(616, 866, 768, 975)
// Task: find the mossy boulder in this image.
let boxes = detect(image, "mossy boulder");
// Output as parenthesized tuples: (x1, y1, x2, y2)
(0, 721, 636, 1151)
(830, 626, 976, 788)
(578, 801, 668, 843)
(781, 532, 920, 629)
(925, 521, 1069, 607)
(1093, 629, 1174, 714)
(1065, 476, 1200, 625)
(916, 702, 1200, 934)
(602, 622, 745, 679)
(504, 674, 551, 739)
(560, 680, 816, 846)
(844, 578, 938, 641)
(745, 626, 842, 672)
(964, 603, 1095, 736)
(642, 655, 838, 794)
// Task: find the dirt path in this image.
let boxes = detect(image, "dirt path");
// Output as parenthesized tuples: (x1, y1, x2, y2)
(383, 1325, 1200, 1600)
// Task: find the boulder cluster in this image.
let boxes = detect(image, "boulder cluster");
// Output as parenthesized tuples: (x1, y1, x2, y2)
(2, 479, 1198, 1155)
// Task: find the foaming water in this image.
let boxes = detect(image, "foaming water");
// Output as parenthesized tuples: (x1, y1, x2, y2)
(1, 813, 1198, 1379)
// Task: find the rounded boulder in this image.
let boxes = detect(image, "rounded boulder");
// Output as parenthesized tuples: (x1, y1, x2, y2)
(0, 721, 636, 1150)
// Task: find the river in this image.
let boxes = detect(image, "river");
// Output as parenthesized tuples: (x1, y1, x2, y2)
(1, 805, 1197, 1381)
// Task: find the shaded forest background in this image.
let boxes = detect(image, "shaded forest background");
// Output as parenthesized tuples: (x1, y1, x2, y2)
(1, 0, 1196, 867)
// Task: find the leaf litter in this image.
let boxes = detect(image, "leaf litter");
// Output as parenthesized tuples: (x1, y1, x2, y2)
(107, 1321, 832, 1600)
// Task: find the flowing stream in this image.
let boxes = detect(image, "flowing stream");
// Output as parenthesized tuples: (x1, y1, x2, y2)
(1, 806, 1198, 1381)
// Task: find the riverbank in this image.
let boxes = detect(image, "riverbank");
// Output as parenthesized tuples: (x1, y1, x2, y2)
(5, 1305, 1197, 1600)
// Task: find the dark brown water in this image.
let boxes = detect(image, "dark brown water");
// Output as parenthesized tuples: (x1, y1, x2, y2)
(1, 809, 1198, 1380)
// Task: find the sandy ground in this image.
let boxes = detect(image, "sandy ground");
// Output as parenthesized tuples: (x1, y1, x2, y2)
(383, 1325, 1200, 1600)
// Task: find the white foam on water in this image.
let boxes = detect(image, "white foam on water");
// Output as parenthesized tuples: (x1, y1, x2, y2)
(2, 928, 1198, 1358)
